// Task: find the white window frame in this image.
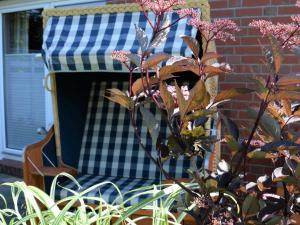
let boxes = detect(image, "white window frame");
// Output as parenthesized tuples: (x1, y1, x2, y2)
(0, 4, 52, 161)
(0, 0, 106, 160)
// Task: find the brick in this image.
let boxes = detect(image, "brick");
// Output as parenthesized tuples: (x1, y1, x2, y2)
(236, 8, 263, 17)
(278, 65, 291, 74)
(235, 46, 262, 55)
(232, 65, 261, 73)
(284, 56, 300, 64)
(227, 55, 242, 64)
(211, 9, 234, 18)
(271, 16, 293, 23)
(240, 36, 266, 45)
(271, 0, 298, 5)
(210, 0, 300, 151)
(228, 0, 242, 8)
(247, 27, 262, 36)
(242, 56, 264, 64)
(278, 6, 300, 14)
(291, 65, 300, 73)
(217, 46, 235, 54)
(243, 0, 270, 7)
(263, 6, 278, 16)
(209, 0, 228, 9)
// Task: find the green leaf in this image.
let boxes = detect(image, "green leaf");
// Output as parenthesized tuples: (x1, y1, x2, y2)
(144, 52, 171, 69)
(105, 89, 133, 109)
(242, 195, 259, 219)
(181, 126, 205, 138)
(265, 216, 283, 225)
(134, 24, 148, 53)
(250, 78, 268, 94)
(295, 163, 300, 178)
(273, 176, 298, 185)
(205, 179, 218, 191)
(180, 35, 200, 57)
(185, 109, 217, 122)
(167, 135, 184, 155)
(269, 35, 283, 74)
(247, 109, 281, 140)
(159, 81, 175, 116)
(225, 135, 239, 155)
(175, 81, 187, 120)
(214, 88, 254, 104)
(221, 114, 239, 140)
(140, 105, 160, 145)
(127, 53, 141, 66)
(247, 150, 268, 159)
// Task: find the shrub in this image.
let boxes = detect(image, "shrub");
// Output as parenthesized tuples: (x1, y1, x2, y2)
(107, 0, 300, 224)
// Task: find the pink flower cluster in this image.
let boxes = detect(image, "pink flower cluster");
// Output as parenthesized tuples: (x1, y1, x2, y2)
(167, 84, 189, 101)
(175, 8, 198, 18)
(193, 195, 209, 209)
(188, 18, 240, 42)
(297, 0, 300, 7)
(136, 0, 186, 15)
(249, 18, 300, 49)
(111, 50, 130, 63)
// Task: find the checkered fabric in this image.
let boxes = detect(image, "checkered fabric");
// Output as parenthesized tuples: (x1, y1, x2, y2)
(56, 174, 159, 206)
(56, 80, 216, 205)
(42, 11, 198, 72)
(77, 81, 195, 180)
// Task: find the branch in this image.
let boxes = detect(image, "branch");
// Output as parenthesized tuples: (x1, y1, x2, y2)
(129, 108, 197, 197)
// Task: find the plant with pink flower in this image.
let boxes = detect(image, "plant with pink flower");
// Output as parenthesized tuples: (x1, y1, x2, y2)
(108, 1, 300, 224)
(250, 3, 300, 49)
(136, 0, 186, 15)
(188, 16, 240, 43)
(111, 50, 130, 63)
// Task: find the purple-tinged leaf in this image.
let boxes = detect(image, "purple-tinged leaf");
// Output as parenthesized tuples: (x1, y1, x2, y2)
(159, 81, 175, 116)
(135, 24, 148, 53)
(180, 35, 200, 58)
(214, 88, 254, 105)
(132, 76, 159, 96)
(144, 52, 171, 69)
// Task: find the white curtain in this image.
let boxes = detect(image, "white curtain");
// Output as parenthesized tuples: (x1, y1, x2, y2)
(6, 12, 29, 54)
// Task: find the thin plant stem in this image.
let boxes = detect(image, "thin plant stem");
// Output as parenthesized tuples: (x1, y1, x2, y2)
(128, 108, 197, 197)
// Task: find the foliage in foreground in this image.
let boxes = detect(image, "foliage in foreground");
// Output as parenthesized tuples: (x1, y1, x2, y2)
(0, 173, 198, 225)
(108, 0, 300, 224)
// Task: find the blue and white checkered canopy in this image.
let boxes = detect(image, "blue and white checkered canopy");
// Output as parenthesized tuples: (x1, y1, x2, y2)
(42, 11, 198, 73)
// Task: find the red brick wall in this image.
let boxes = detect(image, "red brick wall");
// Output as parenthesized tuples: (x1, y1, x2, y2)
(210, 0, 300, 123)
(210, 0, 300, 179)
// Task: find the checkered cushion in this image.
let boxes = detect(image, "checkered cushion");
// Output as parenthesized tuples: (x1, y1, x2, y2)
(77, 81, 196, 180)
(56, 174, 159, 206)
(55, 80, 217, 205)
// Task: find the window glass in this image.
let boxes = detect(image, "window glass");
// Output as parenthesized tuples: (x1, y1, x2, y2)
(56, 1, 106, 8)
(3, 9, 45, 151)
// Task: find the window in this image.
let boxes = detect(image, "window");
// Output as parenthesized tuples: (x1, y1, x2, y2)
(56, 1, 106, 8)
(3, 9, 46, 151)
